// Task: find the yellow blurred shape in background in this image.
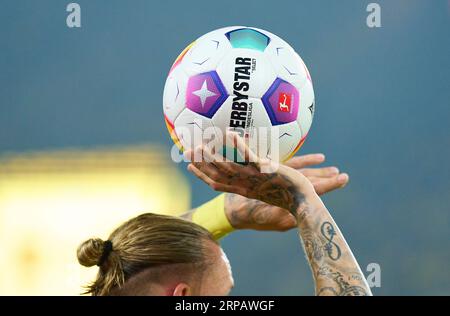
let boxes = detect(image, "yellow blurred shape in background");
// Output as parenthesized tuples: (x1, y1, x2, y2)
(0, 144, 190, 295)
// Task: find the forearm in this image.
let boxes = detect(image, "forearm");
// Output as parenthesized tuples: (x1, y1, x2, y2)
(296, 196, 372, 296)
(224, 193, 297, 231)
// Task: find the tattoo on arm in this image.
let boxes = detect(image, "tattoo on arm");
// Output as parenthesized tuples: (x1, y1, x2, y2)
(221, 162, 308, 216)
(316, 266, 369, 296)
(302, 230, 324, 262)
(320, 221, 341, 261)
(297, 206, 372, 296)
(225, 193, 277, 229)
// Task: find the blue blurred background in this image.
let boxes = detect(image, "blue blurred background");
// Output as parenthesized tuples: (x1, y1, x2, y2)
(1, 0, 449, 295)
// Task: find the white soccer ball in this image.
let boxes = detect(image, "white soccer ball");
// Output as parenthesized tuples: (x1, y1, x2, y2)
(163, 26, 315, 162)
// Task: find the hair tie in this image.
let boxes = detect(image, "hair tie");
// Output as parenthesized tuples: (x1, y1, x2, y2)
(97, 240, 113, 266)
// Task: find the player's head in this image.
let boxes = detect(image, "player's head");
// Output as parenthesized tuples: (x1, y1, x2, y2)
(77, 213, 234, 296)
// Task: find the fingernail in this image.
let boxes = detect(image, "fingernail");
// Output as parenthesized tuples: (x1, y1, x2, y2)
(315, 153, 325, 161)
(338, 173, 349, 183)
(330, 167, 339, 174)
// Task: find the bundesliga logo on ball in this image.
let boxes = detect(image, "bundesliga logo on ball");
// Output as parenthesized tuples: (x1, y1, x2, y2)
(163, 26, 315, 162)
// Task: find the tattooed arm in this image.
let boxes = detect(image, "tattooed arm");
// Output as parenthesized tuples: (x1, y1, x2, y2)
(182, 153, 349, 232)
(225, 192, 371, 295)
(295, 199, 372, 296)
(184, 133, 371, 296)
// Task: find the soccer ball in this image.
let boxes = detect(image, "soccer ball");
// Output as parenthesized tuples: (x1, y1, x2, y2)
(163, 26, 315, 162)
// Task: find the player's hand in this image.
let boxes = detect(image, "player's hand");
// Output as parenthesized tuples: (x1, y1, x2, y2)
(222, 154, 349, 231)
(286, 154, 349, 195)
(184, 133, 319, 218)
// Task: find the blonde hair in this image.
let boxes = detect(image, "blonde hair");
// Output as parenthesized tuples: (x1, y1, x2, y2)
(77, 213, 217, 295)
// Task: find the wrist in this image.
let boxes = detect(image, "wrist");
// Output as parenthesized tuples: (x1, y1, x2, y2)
(292, 189, 323, 222)
(224, 193, 246, 230)
(288, 174, 318, 214)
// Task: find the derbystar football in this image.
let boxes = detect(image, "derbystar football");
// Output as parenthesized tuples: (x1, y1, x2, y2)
(163, 26, 315, 162)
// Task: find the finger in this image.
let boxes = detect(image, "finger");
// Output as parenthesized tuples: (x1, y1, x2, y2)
(186, 144, 248, 186)
(284, 154, 325, 169)
(183, 149, 194, 162)
(225, 132, 280, 175)
(228, 132, 259, 164)
(300, 166, 340, 178)
(187, 163, 245, 195)
(191, 144, 254, 187)
(192, 160, 223, 182)
(199, 143, 246, 177)
(184, 146, 209, 163)
(187, 143, 223, 164)
(207, 146, 245, 175)
(312, 173, 349, 195)
(189, 145, 227, 182)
